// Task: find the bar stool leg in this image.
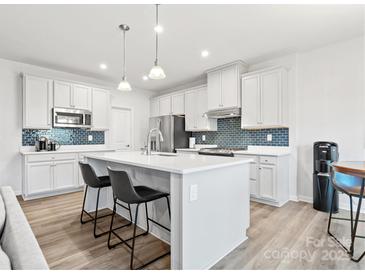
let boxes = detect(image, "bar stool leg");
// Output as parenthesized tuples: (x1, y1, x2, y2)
(108, 199, 117, 249)
(80, 185, 89, 224)
(350, 178, 365, 261)
(130, 204, 140, 270)
(327, 189, 336, 234)
(166, 196, 171, 221)
(350, 195, 354, 247)
(93, 188, 103, 238)
(145, 202, 150, 234)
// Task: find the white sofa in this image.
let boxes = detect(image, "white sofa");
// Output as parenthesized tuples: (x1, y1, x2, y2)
(0, 187, 48, 270)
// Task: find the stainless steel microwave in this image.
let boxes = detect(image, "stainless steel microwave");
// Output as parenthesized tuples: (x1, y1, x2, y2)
(53, 108, 92, 128)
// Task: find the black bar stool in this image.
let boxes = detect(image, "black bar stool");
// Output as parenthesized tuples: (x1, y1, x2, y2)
(327, 170, 365, 262)
(107, 167, 171, 270)
(79, 162, 133, 238)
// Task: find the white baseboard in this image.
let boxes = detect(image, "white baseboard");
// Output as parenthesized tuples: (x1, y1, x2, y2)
(298, 195, 312, 203)
(289, 195, 299, 202)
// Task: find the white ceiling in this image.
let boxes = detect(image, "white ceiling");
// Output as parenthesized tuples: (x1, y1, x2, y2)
(0, 5, 363, 92)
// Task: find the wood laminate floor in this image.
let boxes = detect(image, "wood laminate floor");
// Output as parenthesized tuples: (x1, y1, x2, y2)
(19, 191, 365, 270)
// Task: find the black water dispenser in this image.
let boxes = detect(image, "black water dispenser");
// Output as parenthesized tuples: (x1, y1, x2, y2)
(313, 141, 339, 212)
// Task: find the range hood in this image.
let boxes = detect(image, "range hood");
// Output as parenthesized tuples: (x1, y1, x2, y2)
(205, 108, 241, 119)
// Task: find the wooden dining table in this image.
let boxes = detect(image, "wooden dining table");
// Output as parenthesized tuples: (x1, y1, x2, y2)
(330, 161, 365, 262)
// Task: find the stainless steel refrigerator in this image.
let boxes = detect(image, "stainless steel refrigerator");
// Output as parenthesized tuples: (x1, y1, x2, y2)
(149, 115, 190, 153)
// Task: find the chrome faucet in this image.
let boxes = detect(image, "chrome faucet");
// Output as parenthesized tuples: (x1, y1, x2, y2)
(146, 128, 164, 155)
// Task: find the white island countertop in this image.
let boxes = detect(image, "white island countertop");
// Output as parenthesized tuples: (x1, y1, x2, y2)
(84, 150, 252, 174)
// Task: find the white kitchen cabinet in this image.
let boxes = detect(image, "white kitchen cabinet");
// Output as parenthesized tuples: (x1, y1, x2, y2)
(26, 162, 53, 195)
(241, 67, 288, 129)
(54, 80, 73, 108)
(92, 88, 110, 130)
(259, 164, 276, 201)
(22, 152, 80, 199)
(171, 93, 185, 115)
(150, 92, 185, 117)
(235, 154, 289, 207)
(53, 160, 78, 190)
(73, 84, 92, 110)
(207, 70, 221, 110)
(23, 74, 53, 129)
(207, 62, 248, 111)
(241, 75, 260, 127)
(54, 80, 91, 110)
(185, 86, 217, 132)
(150, 98, 159, 117)
(159, 96, 172, 116)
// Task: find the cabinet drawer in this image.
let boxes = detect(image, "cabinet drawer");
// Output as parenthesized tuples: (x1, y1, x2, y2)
(260, 156, 277, 165)
(27, 153, 77, 163)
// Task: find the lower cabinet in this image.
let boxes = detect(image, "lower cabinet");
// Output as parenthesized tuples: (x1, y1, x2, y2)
(27, 162, 53, 194)
(23, 153, 80, 199)
(53, 160, 78, 190)
(235, 154, 289, 207)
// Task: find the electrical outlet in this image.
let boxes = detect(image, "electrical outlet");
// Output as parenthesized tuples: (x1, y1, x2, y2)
(267, 134, 272, 142)
(88, 135, 93, 142)
(190, 184, 198, 201)
(202, 135, 206, 142)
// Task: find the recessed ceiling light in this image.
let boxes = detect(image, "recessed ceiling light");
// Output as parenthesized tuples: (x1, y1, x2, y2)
(99, 63, 107, 70)
(201, 50, 210, 58)
(154, 24, 164, 33)
(142, 75, 149, 81)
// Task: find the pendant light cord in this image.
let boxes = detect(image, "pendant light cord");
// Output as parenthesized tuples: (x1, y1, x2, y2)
(155, 4, 159, 65)
(123, 29, 127, 79)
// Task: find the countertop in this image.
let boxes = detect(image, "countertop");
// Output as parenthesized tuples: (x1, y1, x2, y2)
(20, 145, 115, 155)
(175, 145, 291, 156)
(234, 146, 291, 156)
(83, 151, 252, 174)
(176, 144, 217, 152)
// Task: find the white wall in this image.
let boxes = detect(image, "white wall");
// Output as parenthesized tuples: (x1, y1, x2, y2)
(0, 58, 154, 194)
(296, 36, 364, 201)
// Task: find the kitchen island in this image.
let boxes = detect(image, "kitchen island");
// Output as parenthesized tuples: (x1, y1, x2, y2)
(83, 151, 252, 269)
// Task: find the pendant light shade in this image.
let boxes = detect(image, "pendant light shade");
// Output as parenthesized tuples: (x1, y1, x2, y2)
(118, 77, 132, 91)
(149, 63, 166, 80)
(149, 4, 166, 80)
(118, 24, 132, 91)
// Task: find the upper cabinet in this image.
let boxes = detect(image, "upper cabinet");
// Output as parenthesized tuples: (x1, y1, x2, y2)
(23, 73, 111, 131)
(185, 86, 217, 132)
(150, 91, 185, 117)
(150, 98, 159, 117)
(23, 74, 53, 129)
(159, 96, 172, 116)
(171, 93, 185, 115)
(73, 84, 92, 110)
(207, 62, 248, 111)
(92, 88, 110, 131)
(54, 80, 91, 111)
(241, 67, 289, 129)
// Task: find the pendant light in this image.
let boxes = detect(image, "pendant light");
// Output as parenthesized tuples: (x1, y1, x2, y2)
(118, 24, 132, 91)
(149, 4, 166, 80)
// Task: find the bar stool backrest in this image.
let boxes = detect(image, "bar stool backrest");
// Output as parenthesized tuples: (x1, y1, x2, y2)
(107, 167, 143, 204)
(79, 162, 101, 188)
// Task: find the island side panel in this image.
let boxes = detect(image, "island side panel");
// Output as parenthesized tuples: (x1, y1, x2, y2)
(180, 163, 250, 270)
(170, 173, 183, 270)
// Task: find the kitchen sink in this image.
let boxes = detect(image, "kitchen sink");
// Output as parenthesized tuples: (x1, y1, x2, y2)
(155, 153, 177, 157)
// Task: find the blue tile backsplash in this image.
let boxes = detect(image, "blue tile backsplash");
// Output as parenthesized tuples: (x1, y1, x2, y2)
(22, 128, 105, 146)
(192, 117, 289, 147)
